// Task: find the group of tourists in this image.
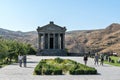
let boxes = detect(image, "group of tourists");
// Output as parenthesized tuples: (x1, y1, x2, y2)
(83, 53, 104, 66)
(18, 54, 27, 67)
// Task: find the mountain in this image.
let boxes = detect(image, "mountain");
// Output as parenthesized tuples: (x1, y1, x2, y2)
(0, 23, 120, 56)
(0, 28, 38, 48)
(66, 23, 120, 56)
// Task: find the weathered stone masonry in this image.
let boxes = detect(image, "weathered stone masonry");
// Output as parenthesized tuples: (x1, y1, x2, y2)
(36, 21, 67, 56)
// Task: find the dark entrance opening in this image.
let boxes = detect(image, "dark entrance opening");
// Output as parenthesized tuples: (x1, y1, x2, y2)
(50, 37, 53, 49)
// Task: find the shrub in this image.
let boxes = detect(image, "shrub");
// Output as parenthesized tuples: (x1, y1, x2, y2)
(34, 65, 42, 75)
(75, 69, 84, 75)
(34, 58, 97, 75)
(69, 68, 97, 75)
(34, 69, 42, 75)
(43, 69, 53, 75)
(91, 69, 97, 74)
(85, 68, 97, 74)
(69, 69, 84, 75)
(54, 57, 63, 63)
(53, 69, 62, 75)
(69, 64, 97, 75)
(69, 69, 75, 75)
(111, 60, 115, 63)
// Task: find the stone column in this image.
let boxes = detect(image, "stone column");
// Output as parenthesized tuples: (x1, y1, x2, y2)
(53, 33, 55, 49)
(56, 34, 59, 49)
(48, 33, 50, 49)
(63, 33, 65, 49)
(45, 34, 48, 49)
(55, 34, 58, 49)
(39, 34, 41, 50)
(58, 33, 61, 49)
(43, 33, 45, 49)
(61, 34, 63, 49)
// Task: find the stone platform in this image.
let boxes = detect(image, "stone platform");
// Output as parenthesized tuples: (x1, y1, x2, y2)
(36, 49, 67, 56)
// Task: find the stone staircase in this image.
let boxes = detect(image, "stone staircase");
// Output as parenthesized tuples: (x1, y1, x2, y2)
(36, 49, 67, 56)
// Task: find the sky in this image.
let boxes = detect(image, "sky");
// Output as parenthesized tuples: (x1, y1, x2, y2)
(0, 0, 120, 32)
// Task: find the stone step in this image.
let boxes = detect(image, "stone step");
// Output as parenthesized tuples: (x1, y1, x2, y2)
(36, 49, 67, 56)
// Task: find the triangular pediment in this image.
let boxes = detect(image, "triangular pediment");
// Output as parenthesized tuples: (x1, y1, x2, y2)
(37, 22, 66, 33)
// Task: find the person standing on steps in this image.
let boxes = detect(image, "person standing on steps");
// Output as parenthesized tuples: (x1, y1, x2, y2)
(83, 54, 88, 65)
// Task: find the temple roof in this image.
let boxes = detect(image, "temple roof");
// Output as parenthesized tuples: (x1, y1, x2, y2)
(37, 21, 66, 33)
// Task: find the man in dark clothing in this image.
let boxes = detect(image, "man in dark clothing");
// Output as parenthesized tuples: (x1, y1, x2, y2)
(23, 55, 27, 67)
(100, 55, 104, 66)
(83, 55, 88, 65)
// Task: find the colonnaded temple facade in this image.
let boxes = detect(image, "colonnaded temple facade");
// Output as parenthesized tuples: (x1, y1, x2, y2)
(36, 21, 67, 56)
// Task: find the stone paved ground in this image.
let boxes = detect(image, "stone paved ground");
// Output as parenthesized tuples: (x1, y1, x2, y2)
(0, 55, 120, 80)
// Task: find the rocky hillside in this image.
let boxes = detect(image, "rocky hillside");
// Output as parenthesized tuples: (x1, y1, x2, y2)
(0, 23, 120, 55)
(66, 23, 120, 56)
(0, 28, 38, 48)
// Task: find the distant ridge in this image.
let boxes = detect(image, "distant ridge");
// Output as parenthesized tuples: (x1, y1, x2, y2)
(105, 23, 120, 33)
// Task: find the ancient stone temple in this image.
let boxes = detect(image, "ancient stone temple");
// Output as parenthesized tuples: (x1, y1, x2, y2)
(36, 21, 67, 56)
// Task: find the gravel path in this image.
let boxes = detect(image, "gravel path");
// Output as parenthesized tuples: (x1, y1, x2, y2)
(0, 55, 120, 80)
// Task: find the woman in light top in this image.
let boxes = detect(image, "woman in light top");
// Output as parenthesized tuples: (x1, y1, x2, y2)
(18, 54, 23, 67)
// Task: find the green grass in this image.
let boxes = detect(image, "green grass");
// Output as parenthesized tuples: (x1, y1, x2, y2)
(110, 56, 119, 61)
(105, 61, 120, 66)
(104, 56, 120, 67)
